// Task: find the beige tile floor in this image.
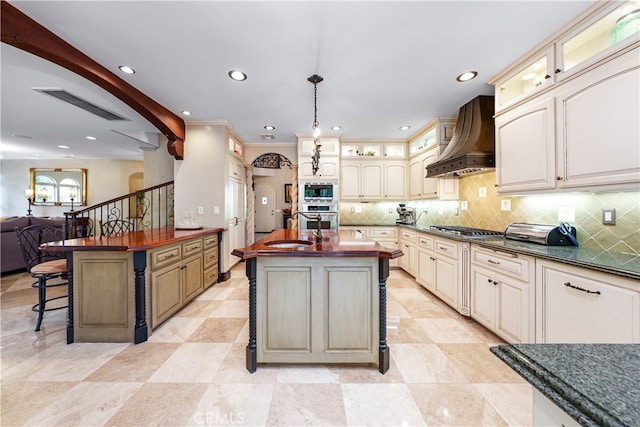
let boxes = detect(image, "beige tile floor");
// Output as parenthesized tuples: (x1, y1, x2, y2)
(1, 264, 532, 426)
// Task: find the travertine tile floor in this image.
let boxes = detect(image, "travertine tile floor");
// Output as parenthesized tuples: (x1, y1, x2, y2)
(1, 264, 532, 426)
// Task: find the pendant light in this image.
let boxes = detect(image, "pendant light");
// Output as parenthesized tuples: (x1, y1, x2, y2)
(308, 74, 323, 176)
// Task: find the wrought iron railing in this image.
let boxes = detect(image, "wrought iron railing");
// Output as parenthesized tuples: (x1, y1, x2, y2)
(63, 181, 174, 238)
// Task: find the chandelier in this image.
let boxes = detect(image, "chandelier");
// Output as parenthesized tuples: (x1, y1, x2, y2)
(308, 74, 323, 175)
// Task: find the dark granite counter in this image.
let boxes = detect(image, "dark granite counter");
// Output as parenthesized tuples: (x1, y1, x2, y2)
(352, 224, 640, 280)
(491, 343, 640, 427)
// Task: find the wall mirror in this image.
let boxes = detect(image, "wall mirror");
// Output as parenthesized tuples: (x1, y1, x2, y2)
(29, 168, 87, 206)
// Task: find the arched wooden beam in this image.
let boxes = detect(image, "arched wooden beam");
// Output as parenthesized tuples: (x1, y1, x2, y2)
(1, 1, 185, 159)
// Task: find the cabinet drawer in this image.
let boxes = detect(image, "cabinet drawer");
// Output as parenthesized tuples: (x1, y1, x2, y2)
(399, 229, 418, 243)
(203, 235, 218, 249)
(151, 245, 181, 270)
(182, 238, 203, 256)
(204, 267, 219, 287)
(471, 246, 532, 282)
(417, 235, 434, 251)
(203, 248, 218, 270)
(369, 227, 397, 238)
(434, 239, 457, 260)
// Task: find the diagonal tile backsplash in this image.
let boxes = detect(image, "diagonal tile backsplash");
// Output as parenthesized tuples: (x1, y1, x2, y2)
(339, 171, 640, 255)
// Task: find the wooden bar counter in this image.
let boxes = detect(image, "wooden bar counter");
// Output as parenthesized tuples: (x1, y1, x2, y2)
(232, 229, 403, 374)
(41, 227, 224, 344)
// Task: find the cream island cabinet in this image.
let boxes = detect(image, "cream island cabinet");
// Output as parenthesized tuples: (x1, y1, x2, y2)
(41, 227, 223, 344)
(231, 228, 402, 373)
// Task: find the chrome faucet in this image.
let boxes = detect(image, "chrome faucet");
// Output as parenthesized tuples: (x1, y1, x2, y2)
(292, 211, 323, 243)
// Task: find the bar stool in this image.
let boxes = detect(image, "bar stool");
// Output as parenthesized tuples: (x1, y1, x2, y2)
(15, 225, 68, 331)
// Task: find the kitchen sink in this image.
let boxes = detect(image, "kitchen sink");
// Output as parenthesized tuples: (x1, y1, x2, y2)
(263, 240, 313, 249)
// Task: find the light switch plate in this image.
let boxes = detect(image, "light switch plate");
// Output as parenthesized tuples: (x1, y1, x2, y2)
(478, 187, 487, 198)
(460, 201, 468, 210)
(602, 208, 616, 225)
(501, 199, 511, 211)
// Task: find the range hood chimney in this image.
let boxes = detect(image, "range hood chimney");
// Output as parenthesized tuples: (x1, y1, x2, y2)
(426, 95, 495, 177)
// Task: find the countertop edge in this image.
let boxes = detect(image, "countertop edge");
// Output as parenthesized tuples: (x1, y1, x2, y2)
(490, 345, 625, 427)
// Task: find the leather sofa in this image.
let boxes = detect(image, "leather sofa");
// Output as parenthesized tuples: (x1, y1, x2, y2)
(1, 216, 65, 274)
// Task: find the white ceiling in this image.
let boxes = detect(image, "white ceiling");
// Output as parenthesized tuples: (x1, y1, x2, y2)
(1, 0, 596, 161)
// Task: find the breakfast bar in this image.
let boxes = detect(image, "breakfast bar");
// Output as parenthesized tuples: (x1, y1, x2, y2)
(40, 226, 224, 344)
(232, 228, 403, 374)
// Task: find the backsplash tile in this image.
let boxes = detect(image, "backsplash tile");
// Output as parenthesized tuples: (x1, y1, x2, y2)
(339, 171, 639, 255)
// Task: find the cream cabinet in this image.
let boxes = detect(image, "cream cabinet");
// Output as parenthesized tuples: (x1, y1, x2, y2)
(431, 238, 459, 309)
(340, 161, 383, 200)
(298, 136, 340, 156)
(299, 156, 339, 179)
(496, 45, 639, 194)
(536, 260, 640, 343)
(340, 141, 406, 159)
(383, 161, 407, 200)
(398, 228, 418, 276)
(369, 227, 400, 268)
(416, 234, 436, 292)
(150, 237, 209, 328)
(257, 257, 379, 364)
(409, 144, 459, 200)
(470, 245, 535, 343)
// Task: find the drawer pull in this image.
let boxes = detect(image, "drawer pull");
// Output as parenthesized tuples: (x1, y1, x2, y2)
(188, 244, 200, 250)
(487, 259, 501, 265)
(159, 253, 177, 261)
(439, 246, 448, 251)
(430, 256, 436, 261)
(564, 282, 601, 295)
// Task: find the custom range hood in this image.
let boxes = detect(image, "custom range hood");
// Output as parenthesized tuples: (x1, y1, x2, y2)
(426, 95, 495, 177)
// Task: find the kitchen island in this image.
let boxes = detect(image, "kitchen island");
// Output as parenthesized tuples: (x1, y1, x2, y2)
(491, 343, 640, 427)
(41, 226, 224, 344)
(232, 228, 403, 373)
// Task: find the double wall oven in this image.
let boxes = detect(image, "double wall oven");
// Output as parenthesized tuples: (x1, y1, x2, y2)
(299, 182, 338, 230)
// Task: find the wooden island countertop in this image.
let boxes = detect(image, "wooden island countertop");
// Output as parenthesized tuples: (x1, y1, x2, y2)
(41, 226, 225, 252)
(231, 228, 403, 259)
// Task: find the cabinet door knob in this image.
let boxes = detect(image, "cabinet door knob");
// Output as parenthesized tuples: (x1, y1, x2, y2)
(555, 68, 561, 74)
(556, 176, 562, 181)
(544, 74, 551, 79)
(487, 278, 493, 283)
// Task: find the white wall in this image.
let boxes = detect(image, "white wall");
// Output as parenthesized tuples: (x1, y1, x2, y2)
(143, 135, 174, 187)
(0, 159, 143, 217)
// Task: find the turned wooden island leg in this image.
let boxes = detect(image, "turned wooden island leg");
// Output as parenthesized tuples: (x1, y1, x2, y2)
(378, 258, 390, 374)
(133, 251, 148, 344)
(246, 258, 257, 373)
(66, 252, 74, 344)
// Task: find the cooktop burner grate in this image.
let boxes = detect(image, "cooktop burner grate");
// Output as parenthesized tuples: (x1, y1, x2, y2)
(429, 225, 504, 236)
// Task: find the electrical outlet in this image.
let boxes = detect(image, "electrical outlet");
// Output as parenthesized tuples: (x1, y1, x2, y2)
(438, 207, 444, 215)
(558, 207, 575, 222)
(602, 208, 616, 225)
(388, 207, 393, 213)
(355, 206, 362, 213)
(460, 201, 468, 210)
(198, 206, 204, 215)
(478, 187, 487, 198)
(501, 199, 511, 211)
(213, 206, 220, 215)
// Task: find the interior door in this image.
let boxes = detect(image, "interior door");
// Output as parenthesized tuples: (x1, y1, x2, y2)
(255, 182, 276, 232)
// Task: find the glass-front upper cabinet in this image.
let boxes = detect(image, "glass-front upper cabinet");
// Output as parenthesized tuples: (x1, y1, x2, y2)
(559, 0, 639, 77)
(496, 47, 554, 109)
(340, 142, 381, 157)
(383, 143, 406, 158)
(409, 128, 438, 156)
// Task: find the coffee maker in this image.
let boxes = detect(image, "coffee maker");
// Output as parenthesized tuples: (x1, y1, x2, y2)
(396, 204, 415, 225)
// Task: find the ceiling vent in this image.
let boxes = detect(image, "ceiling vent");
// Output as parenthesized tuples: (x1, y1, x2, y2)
(33, 88, 129, 121)
(260, 134, 275, 140)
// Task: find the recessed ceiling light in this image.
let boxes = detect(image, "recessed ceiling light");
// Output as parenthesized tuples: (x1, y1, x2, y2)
(228, 70, 247, 81)
(331, 126, 342, 131)
(57, 145, 70, 149)
(399, 125, 411, 131)
(181, 110, 192, 116)
(264, 125, 275, 131)
(119, 65, 135, 74)
(456, 71, 478, 82)
(86, 136, 97, 140)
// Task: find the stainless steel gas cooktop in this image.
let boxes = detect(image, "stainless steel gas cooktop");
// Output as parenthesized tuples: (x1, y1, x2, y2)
(429, 225, 504, 237)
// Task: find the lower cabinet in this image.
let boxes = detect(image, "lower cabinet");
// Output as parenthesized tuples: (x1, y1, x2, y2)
(257, 257, 378, 364)
(399, 228, 418, 276)
(368, 227, 400, 268)
(149, 235, 218, 329)
(470, 245, 534, 343)
(536, 260, 640, 343)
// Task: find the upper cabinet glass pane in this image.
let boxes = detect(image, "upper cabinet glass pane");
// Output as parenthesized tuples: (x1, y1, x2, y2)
(497, 53, 550, 107)
(384, 144, 405, 157)
(361, 143, 381, 157)
(563, 0, 640, 72)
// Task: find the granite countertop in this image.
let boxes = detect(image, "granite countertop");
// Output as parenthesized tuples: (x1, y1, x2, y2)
(343, 223, 640, 279)
(491, 343, 640, 427)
